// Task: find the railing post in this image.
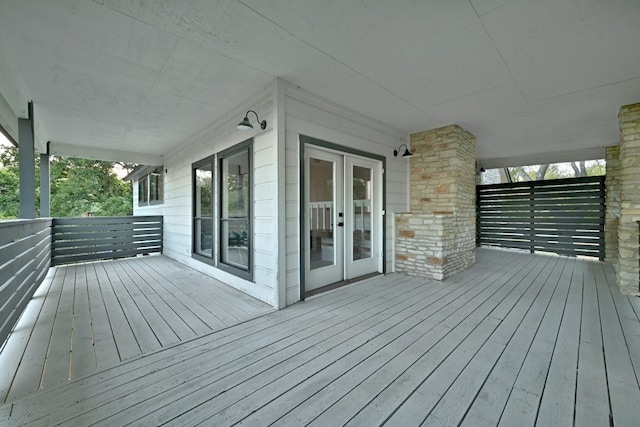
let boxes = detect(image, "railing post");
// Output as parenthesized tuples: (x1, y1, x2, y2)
(529, 183, 535, 254)
(18, 102, 35, 219)
(40, 152, 50, 217)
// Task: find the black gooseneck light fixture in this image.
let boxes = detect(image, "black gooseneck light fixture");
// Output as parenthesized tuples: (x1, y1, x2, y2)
(237, 110, 267, 130)
(393, 143, 413, 158)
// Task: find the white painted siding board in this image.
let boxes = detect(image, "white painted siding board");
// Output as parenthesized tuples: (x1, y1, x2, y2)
(140, 83, 277, 306)
(284, 85, 408, 303)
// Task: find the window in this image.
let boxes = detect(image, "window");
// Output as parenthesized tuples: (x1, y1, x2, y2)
(219, 141, 252, 279)
(191, 139, 253, 281)
(193, 156, 214, 259)
(138, 166, 164, 205)
(149, 166, 163, 203)
(138, 177, 148, 204)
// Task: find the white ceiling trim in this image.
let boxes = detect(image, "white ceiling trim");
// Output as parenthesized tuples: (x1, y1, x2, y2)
(480, 146, 606, 169)
(49, 142, 162, 166)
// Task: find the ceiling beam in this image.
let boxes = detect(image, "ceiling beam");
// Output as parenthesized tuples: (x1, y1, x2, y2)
(49, 142, 162, 165)
(479, 146, 608, 169)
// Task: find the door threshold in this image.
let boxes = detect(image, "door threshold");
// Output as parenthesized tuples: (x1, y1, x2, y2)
(305, 272, 382, 298)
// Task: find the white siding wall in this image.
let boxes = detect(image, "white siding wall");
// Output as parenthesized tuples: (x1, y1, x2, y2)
(134, 83, 280, 307)
(134, 79, 411, 308)
(283, 84, 409, 306)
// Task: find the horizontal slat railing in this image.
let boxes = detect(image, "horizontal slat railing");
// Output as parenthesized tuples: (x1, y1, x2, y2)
(477, 176, 605, 260)
(51, 216, 163, 266)
(0, 219, 52, 347)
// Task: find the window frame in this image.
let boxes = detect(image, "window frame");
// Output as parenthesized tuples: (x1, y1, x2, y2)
(192, 155, 216, 264)
(217, 139, 253, 281)
(137, 166, 164, 206)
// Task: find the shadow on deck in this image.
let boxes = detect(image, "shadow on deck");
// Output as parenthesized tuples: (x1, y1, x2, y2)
(0, 255, 274, 403)
(1, 248, 639, 426)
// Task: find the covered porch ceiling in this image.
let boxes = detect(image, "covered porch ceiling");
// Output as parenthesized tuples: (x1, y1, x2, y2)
(0, 0, 639, 167)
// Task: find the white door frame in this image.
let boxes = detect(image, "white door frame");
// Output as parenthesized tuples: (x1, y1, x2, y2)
(301, 136, 385, 297)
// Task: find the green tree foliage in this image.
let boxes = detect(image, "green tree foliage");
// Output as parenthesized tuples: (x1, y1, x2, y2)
(507, 160, 606, 182)
(0, 144, 132, 218)
(50, 157, 132, 217)
(0, 144, 20, 219)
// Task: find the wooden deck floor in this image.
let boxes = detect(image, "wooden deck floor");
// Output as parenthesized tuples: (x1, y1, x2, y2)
(0, 255, 274, 404)
(1, 249, 639, 426)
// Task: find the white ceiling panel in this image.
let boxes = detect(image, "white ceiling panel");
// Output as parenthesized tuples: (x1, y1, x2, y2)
(469, 0, 515, 17)
(30, 90, 134, 144)
(481, 0, 640, 102)
(155, 41, 272, 108)
(424, 84, 531, 128)
(300, 0, 512, 109)
(0, 1, 178, 109)
(0, 0, 638, 165)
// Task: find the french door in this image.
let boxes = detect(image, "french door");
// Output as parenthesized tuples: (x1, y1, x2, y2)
(305, 146, 382, 291)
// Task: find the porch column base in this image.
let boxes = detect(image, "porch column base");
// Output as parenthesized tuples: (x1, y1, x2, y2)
(395, 124, 476, 281)
(395, 213, 475, 281)
(617, 102, 640, 296)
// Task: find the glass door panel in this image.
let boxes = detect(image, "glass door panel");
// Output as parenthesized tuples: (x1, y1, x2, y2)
(309, 158, 335, 270)
(352, 165, 372, 261)
(305, 148, 344, 290)
(194, 165, 213, 257)
(220, 148, 250, 271)
(345, 156, 381, 279)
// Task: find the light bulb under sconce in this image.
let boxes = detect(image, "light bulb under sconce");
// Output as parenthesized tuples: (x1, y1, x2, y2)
(393, 144, 413, 158)
(237, 110, 267, 130)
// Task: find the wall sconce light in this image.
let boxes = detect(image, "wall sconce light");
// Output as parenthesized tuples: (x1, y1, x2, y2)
(476, 162, 486, 174)
(237, 110, 267, 130)
(393, 144, 413, 158)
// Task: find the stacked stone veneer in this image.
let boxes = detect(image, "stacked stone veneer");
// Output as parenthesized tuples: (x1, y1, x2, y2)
(617, 103, 640, 295)
(395, 125, 476, 280)
(605, 145, 620, 263)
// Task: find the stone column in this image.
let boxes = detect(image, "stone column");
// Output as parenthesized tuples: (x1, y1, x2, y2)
(395, 125, 476, 280)
(605, 145, 620, 263)
(617, 102, 640, 295)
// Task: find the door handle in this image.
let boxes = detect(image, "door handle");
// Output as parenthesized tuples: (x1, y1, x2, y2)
(337, 222, 344, 227)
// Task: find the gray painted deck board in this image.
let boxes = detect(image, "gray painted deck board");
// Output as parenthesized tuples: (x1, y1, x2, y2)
(575, 260, 611, 427)
(534, 258, 583, 427)
(0, 255, 273, 404)
(342, 251, 552, 426)
(423, 257, 573, 427)
(594, 261, 640, 425)
(0, 268, 61, 402)
(1, 249, 637, 427)
(84, 263, 120, 370)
